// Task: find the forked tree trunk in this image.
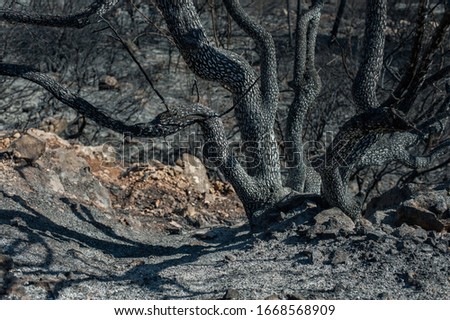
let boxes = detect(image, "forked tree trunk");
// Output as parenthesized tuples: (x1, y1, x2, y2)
(0, 0, 449, 227)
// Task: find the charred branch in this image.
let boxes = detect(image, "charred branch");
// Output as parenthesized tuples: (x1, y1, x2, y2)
(285, 0, 323, 193)
(329, 0, 347, 45)
(222, 0, 279, 114)
(0, 0, 118, 28)
(0, 63, 203, 137)
(383, 4, 450, 112)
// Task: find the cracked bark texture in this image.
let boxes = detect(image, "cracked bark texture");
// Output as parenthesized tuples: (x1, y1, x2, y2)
(319, 0, 450, 218)
(155, 0, 289, 216)
(0, 0, 449, 224)
(285, 0, 323, 194)
(352, 0, 386, 111)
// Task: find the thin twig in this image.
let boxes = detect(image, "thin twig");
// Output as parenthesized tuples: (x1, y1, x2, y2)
(334, 38, 355, 81)
(135, 0, 175, 45)
(102, 17, 169, 110)
(219, 76, 261, 118)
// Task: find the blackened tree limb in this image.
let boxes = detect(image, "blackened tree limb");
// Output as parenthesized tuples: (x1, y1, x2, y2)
(222, 0, 278, 115)
(401, 156, 450, 184)
(383, 0, 428, 109)
(0, 63, 204, 137)
(352, 0, 387, 110)
(422, 65, 450, 88)
(329, 0, 347, 45)
(394, 7, 450, 113)
(318, 108, 412, 217)
(356, 133, 450, 171)
(155, 0, 287, 207)
(0, 0, 118, 28)
(199, 117, 266, 216)
(154, 0, 261, 142)
(285, 0, 324, 193)
(0, 61, 272, 216)
(290, 0, 324, 91)
(220, 0, 285, 191)
(320, 109, 412, 172)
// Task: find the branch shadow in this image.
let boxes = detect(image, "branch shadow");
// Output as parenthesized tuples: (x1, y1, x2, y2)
(0, 190, 253, 299)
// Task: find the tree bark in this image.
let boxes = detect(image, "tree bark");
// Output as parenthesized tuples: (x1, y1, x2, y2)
(0, 0, 118, 28)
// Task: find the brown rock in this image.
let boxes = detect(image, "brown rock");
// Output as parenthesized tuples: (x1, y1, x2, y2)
(10, 133, 46, 163)
(396, 204, 445, 232)
(39, 117, 68, 135)
(75, 144, 116, 165)
(28, 128, 71, 148)
(365, 185, 417, 215)
(24, 148, 112, 210)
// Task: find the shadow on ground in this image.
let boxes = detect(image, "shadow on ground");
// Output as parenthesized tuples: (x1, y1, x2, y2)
(0, 190, 253, 299)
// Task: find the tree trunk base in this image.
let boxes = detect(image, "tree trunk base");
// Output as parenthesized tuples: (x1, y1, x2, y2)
(249, 192, 326, 231)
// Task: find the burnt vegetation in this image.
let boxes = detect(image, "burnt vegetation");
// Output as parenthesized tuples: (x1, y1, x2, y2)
(0, 0, 449, 229)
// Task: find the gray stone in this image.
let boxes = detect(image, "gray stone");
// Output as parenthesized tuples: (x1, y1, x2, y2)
(381, 224, 394, 234)
(45, 149, 111, 210)
(366, 230, 386, 241)
(10, 133, 46, 164)
(224, 254, 237, 262)
(393, 223, 416, 238)
(311, 249, 325, 264)
(314, 207, 356, 235)
(365, 209, 396, 226)
(180, 153, 211, 194)
(330, 249, 349, 265)
(223, 288, 240, 300)
(412, 192, 449, 218)
(365, 183, 450, 230)
(412, 227, 428, 242)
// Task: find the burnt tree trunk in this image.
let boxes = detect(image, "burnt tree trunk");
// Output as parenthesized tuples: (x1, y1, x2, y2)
(0, 0, 449, 228)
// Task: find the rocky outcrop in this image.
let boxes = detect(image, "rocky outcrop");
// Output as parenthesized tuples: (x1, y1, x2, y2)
(1, 129, 113, 210)
(177, 153, 211, 194)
